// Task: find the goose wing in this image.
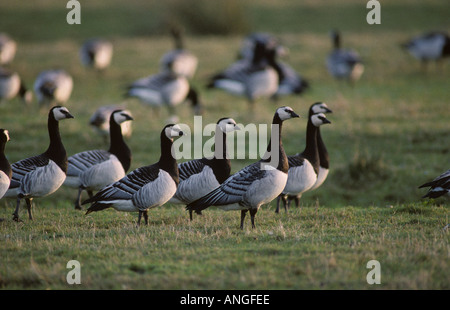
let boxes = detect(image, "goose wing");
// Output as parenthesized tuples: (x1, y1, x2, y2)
(186, 161, 266, 211)
(67, 150, 112, 177)
(9, 154, 49, 188)
(178, 158, 208, 181)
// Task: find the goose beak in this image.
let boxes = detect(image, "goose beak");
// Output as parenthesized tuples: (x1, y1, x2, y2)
(291, 111, 300, 118)
(323, 118, 331, 124)
(324, 107, 333, 113)
(234, 125, 241, 131)
(66, 112, 75, 119)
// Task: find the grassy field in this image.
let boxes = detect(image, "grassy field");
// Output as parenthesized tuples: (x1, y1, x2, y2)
(0, 0, 449, 290)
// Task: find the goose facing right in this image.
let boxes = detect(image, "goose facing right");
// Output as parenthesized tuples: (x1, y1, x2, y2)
(83, 124, 184, 226)
(186, 106, 299, 230)
(4, 106, 74, 222)
(0, 129, 12, 199)
(65, 110, 133, 210)
(419, 169, 450, 199)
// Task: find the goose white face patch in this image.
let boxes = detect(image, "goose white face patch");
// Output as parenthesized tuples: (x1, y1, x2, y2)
(2, 130, 10, 142)
(165, 124, 183, 139)
(311, 113, 330, 127)
(53, 106, 72, 121)
(277, 106, 296, 121)
(218, 118, 239, 133)
(312, 102, 330, 114)
(113, 110, 133, 125)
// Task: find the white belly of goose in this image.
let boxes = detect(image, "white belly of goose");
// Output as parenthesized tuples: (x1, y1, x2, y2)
(310, 167, 329, 191)
(172, 166, 220, 204)
(219, 168, 288, 211)
(283, 160, 317, 196)
(79, 156, 125, 191)
(20, 160, 66, 198)
(247, 68, 278, 99)
(0, 170, 10, 198)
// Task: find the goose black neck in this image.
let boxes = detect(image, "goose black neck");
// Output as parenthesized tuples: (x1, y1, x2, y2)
(159, 132, 179, 184)
(0, 140, 12, 178)
(333, 32, 341, 49)
(45, 114, 68, 172)
(207, 129, 231, 183)
(108, 118, 131, 172)
(262, 114, 288, 173)
(301, 119, 320, 174)
(316, 129, 329, 169)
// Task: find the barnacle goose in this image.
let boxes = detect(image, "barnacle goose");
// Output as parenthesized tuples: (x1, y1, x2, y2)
(160, 27, 198, 79)
(170, 117, 240, 220)
(419, 169, 450, 199)
(80, 38, 113, 71)
(275, 111, 331, 213)
(4, 106, 74, 221)
(207, 39, 279, 106)
(34, 69, 73, 107)
(401, 31, 450, 70)
(271, 61, 309, 100)
(89, 105, 133, 141)
(0, 67, 32, 103)
(326, 30, 364, 84)
(64, 110, 133, 210)
(308, 102, 333, 191)
(126, 71, 202, 119)
(0, 33, 16, 65)
(83, 124, 184, 226)
(186, 106, 299, 230)
(0, 129, 12, 199)
(238, 32, 288, 61)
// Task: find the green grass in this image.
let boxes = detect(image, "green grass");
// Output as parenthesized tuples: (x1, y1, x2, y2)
(0, 0, 449, 290)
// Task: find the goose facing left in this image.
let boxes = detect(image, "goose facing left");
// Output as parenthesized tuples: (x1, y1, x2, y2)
(64, 110, 133, 210)
(419, 169, 450, 199)
(83, 124, 184, 226)
(0, 129, 12, 199)
(4, 106, 74, 222)
(34, 69, 73, 107)
(186, 106, 299, 230)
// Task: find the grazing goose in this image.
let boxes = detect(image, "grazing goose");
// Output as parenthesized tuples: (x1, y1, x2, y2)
(326, 30, 364, 84)
(4, 106, 74, 221)
(0, 33, 16, 65)
(207, 40, 279, 106)
(160, 27, 198, 79)
(89, 105, 133, 141)
(64, 110, 133, 210)
(0, 67, 32, 103)
(126, 71, 202, 119)
(0, 129, 12, 199)
(34, 69, 73, 107)
(419, 169, 450, 199)
(170, 117, 240, 220)
(275, 111, 331, 213)
(401, 31, 450, 70)
(83, 124, 184, 226)
(186, 106, 299, 230)
(80, 38, 113, 71)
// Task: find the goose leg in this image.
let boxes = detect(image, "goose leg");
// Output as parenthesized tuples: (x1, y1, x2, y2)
(275, 196, 281, 214)
(75, 187, 84, 210)
(26, 198, 33, 220)
(143, 210, 149, 225)
(189, 210, 193, 221)
(137, 211, 143, 226)
(250, 209, 257, 229)
(12, 196, 22, 222)
(240, 210, 247, 230)
(282, 195, 288, 213)
(294, 196, 300, 208)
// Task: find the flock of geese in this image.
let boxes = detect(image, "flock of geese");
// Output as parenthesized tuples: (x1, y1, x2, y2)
(0, 28, 449, 228)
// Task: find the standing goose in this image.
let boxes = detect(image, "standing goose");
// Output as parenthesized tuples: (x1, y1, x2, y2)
(80, 38, 113, 72)
(170, 117, 240, 220)
(326, 30, 364, 84)
(89, 105, 133, 142)
(0, 129, 12, 199)
(419, 169, 450, 199)
(207, 40, 279, 106)
(83, 124, 184, 226)
(64, 110, 133, 210)
(275, 111, 331, 213)
(126, 71, 202, 119)
(401, 31, 450, 70)
(308, 102, 333, 191)
(186, 106, 299, 230)
(0, 67, 32, 103)
(0, 33, 16, 65)
(160, 27, 198, 79)
(34, 69, 73, 107)
(4, 106, 74, 221)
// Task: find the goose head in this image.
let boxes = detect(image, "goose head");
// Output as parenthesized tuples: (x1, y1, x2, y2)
(0, 129, 10, 143)
(311, 113, 331, 127)
(111, 109, 134, 125)
(310, 102, 333, 115)
(276, 106, 300, 121)
(51, 106, 74, 121)
(164, 124, 184, 141)
(217, 117, 240, 133)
